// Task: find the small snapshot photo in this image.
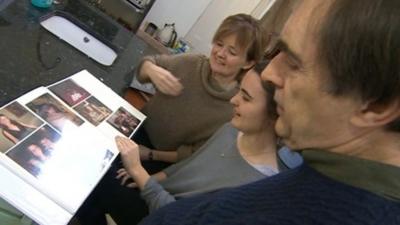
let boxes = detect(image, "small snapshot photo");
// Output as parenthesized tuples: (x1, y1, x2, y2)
(6, 125, 61, 177)
(0, 102, 43, 153)
(74, 96, 112, 126)
(100, 149, 115, 170)
(26, 93, 84, 132)
(49, 78, 90, 107)
(107, 107, 140, 137)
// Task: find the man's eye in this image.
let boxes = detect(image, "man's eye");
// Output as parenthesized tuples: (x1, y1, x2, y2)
(264, 47, 280, 60)
(241, 94, 250, 102)
(285, 58, 300, 71)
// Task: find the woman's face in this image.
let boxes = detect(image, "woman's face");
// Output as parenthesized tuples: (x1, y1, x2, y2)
(209, 34, 253, 79)
(28, 144, 44, 158)
(230, 69, 270, 133)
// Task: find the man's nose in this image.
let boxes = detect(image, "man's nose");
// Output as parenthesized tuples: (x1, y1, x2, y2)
(261, 58, 284, 88)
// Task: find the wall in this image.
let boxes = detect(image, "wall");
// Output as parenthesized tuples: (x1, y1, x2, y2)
(141, 0, 213, 38)
(141, 0, 277, 54)
(260, 0, 298, 35)
(184, 0, 264, 54)
(252, 0, 278, 19)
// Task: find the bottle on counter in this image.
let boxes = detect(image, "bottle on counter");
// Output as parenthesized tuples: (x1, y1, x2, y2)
(31, 0, 53, 8)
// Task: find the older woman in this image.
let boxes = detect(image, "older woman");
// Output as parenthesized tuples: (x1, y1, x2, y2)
(135, 13, 267, 164)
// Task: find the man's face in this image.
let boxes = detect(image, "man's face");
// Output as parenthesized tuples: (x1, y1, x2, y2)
(261, 0, 361, 150)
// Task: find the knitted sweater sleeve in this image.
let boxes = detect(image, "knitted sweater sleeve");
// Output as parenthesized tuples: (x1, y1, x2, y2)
(135, 55, 156, 83)
(140, 177, 176, 212)
(136, 53, 202, 83)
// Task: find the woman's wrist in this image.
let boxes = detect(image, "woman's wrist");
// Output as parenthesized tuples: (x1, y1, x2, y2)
(138, 145, 155, 161)
(129, 165, 151, 190)
(148, 150, 154, 161)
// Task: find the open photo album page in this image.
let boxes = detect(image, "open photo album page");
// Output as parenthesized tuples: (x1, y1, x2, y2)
(0, 70, 146, 225)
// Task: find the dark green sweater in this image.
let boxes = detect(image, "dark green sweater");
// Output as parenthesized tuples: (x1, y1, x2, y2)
(140, 150, 400, 225)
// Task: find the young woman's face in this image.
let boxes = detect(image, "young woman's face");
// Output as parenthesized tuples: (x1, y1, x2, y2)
(230, 69, 270, 133)
(209, 34, 253, 78)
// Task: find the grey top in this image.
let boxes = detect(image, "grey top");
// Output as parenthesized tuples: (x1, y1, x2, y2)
(140, 123, 303, 211)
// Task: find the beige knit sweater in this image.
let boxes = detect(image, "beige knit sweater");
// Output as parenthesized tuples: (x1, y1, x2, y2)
(137, 53, 238, 160)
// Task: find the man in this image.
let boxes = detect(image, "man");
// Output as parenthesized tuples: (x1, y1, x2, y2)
(137, 0, 400, 224)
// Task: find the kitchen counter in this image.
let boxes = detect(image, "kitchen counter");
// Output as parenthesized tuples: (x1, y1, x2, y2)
(0, 0, 158, 106)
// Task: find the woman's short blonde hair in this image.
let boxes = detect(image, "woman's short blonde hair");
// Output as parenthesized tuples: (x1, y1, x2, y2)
(212, 14, 267, 63)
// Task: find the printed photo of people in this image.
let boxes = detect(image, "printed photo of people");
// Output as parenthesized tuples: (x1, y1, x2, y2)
(6, 125, 60, 177)
(73, 96, 112, 126)
(100, 149, 115, 170)
(107, 107, 140, 137)
(26, 93, 84, 133)
(0, 102, 43, 153)
(49, 78, 90, 107)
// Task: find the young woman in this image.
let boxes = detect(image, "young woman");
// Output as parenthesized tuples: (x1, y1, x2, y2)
(134, 14, 267, 165)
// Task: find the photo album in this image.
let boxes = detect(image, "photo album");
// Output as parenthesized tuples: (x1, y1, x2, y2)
(0, 70, 146, 225)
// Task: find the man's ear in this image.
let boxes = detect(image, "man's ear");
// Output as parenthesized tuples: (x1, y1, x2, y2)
(242, 60, 255, 70)
(351, 99, 400, 128)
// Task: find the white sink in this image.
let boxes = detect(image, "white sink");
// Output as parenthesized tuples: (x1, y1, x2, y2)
(40, 13, 117, 66)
